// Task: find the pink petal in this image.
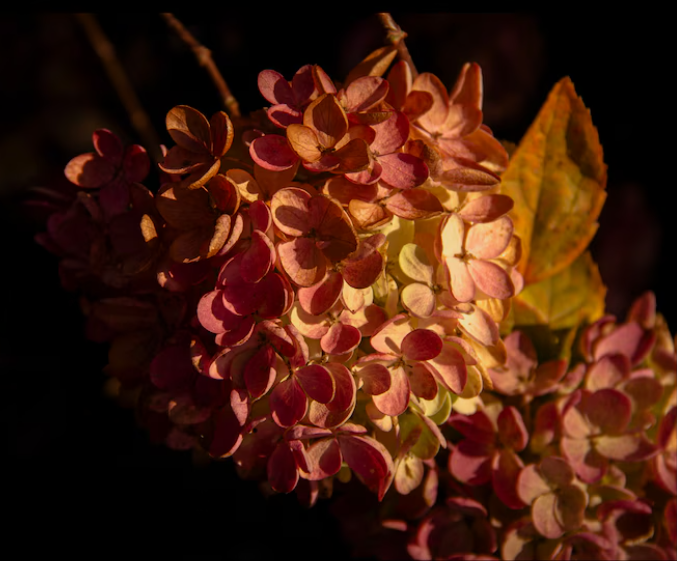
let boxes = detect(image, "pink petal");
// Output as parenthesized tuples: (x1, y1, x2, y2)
(258, 69, 294, 105)
(370, 313, 411, 355)
(304, 437, 342, 480)
(448, 439, 493, 485)
(594, 434, 660, 462)
(426, 343, 467, 394)
(445, 257, 475, 303)
(465, 216, 513, 260)
(401, 329, 443, 361)
(277, 238, 326, 287)
(240, 230, 275, 283)
(586, 388, 632, 435)
(267, 104, 303, 128)
(372, 365, 410, 416)
(467, 259, 514, 300)
(379, 153, 429, 189)
(345, 76, 390, 113)
(560, 436, 607, 483)
(323, 363, 356, 415)
(384, 188, 443, 220)
(532, 493, 565, 539)
(492, 448, 526, 509)
(249, 135, 299, 171)
(321, 323, 362, 355)
(408, 363, 438, 400)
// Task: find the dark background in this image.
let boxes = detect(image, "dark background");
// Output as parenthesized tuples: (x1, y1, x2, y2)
(1, 13, 672, 557)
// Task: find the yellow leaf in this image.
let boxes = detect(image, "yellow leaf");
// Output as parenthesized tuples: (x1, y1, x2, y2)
(513, 250, 606, 330)
(500, 78, 607, 284)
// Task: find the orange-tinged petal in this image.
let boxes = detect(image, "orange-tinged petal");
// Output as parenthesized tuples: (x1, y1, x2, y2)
(287, 124, 322, 162)
(277, 238, 326, 287)
(303, 94, 348, 149)
(449, 62, 483, 110)
(345, 45, 398, 85)
(401, 283, 436, 318)
(445, 257, 475, 303)
(412, 73, 449, 133)
(371, 313, 411, 355)
(271, 187, 311, 237)
(210, 111, 234, 157)
(333, 138, 372, 174)
(166, 105, 211, 154)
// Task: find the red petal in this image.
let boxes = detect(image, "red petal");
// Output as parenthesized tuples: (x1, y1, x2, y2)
(492, 448, 526, 509)
(297, 271, 344, 315)
(240, 230, 275, 283)
(372, 365, 410, 416)
(268, 441, 299, 493)
(295, 364, 335, 404)
(258, 69, 294, 105)
(355, 362, 391, 396)
(338, 434, 394, 500)
(401, 329, 443, 361)
(249, 135, 299, 171)
(497, 406, 529, 452)
(243, 345, 276, 398)
(270, 377, 308, 427)
(321, 322, 362, 355)
(122, 145, 150, 183)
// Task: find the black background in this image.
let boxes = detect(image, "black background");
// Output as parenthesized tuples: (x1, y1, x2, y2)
(1, 12, 672, 558)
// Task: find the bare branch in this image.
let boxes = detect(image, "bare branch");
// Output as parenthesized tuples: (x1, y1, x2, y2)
(161, 13, 241, 118)
(75, 13, 163, 164)
(377, 13, 418, 79)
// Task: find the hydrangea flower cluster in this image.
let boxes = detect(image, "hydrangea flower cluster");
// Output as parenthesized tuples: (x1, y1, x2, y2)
(329, 292, 676, 560)
(34, 25, 676, 560)
(36, 47, 524, 502)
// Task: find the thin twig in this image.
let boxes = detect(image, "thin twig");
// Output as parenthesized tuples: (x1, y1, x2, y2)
(75, 13, 163, 164)
(161, 13, 241, 118)
(377, 13, 418, 79)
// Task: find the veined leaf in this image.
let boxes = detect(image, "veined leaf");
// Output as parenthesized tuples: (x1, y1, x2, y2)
(501, 78, 607, 284)
(513, 250, 606, 330)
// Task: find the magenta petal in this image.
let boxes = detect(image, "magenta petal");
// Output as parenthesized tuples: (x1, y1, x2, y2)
(205, 406, 243, 458)
(270, 376, 308, 427)
(249, 135, 299, 171)
(492, 449, 526, 509)
(243, 345, 276, 398)
(122, 145, 150, 183)
(267, 104, 303, 128)
(93, 128, 123, 162)
(449, 440, 493, 485)
(258, 69, 294, 105)
(149, 344, 195, 391)
(321, 323, 362, 355)
(304, 438, 342, 480)
(338, 434, 394, 500)
(497, 406, 529, 452)
(267, 441, 299, 494)
(401, 329, 443, 361)
(295, 364, 335, 404)
(324, 363, 356, 414)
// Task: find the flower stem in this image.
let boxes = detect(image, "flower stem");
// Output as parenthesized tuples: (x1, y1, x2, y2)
(161, 13, 241, 118)
(377, 13, 418, 78)
(75, 13, 163, 164)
